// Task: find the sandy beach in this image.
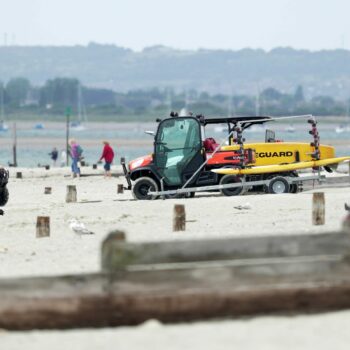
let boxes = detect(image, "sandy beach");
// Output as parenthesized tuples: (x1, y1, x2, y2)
(0, 165, 350, 349)
(1, 166, 349, 277)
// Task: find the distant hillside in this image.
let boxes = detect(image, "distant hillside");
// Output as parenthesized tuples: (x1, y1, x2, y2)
(1, 44, 350, 98)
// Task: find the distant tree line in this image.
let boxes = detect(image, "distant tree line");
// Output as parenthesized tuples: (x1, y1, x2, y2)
(2, 44, 350, 99)
(0, 77, 349, 120)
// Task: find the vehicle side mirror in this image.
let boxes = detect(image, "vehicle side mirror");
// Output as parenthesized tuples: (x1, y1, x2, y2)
(144, 131, 155, 136)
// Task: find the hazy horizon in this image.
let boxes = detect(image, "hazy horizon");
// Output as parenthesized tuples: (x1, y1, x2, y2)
(1, 0, 349, 51)
(2, 42, 350, 54)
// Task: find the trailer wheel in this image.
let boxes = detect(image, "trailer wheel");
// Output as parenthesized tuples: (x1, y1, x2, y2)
(220, 175, 244, 196)
(267, 176, 289, 194)
(0, 186, 9, 206)
(132, 177, 159, 200)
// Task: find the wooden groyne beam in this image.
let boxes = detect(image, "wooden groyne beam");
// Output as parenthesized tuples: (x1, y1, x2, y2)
(1, 231, 350, 330)
(1, 265, 350, 330)
(101, 231, 350, 269)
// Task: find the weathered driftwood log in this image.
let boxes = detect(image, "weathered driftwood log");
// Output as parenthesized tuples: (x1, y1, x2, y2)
(173, 204, 185, 231)
(66, 185, 77, 203)
(36, 216, 50, 238)
(313, 192, 325, 225)
(101, 230, 127, 271)
(44, 187, 52, 194)
(117, 184, 124, 194)
(101, 231, 350, 271)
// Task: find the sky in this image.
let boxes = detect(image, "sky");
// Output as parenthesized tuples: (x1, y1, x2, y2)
(0, 0, 349, 51)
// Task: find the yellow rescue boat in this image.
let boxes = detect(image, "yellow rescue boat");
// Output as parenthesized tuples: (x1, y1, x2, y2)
(212, 156, 350, 175)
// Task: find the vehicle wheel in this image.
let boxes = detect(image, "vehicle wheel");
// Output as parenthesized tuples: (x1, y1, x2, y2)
(132, 177, 159, 200)
(289, 172, 299, 193)
(0, 186, 9, 206)
(219, 175, 244, 196)
(267, 176, 289, 194)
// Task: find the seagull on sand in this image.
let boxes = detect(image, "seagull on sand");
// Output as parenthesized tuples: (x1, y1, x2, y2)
(234, 202, 252, 210)
(68, 219, 94, 235)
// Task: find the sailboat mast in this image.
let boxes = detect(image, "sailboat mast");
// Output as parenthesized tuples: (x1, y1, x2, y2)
(255, 84, 260, 116)
(77, 83, 82, 122)
(166, 88, 172, 115)
(0, 81, 4, 120)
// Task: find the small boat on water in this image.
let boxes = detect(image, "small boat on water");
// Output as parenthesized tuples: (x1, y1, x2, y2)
(244, 124, 266, 133)
(285, 124, 296, 133)
(214, 126, 228, 133)
(336, 114, 350, 133)
(0, 120, 8, 132)
(70, 83, 88, 131)
(34, 123, 45, 130)
(335, 124, 350, 133)
(70, 121, 86, 131)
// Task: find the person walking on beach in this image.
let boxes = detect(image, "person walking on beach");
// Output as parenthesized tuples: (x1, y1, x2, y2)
(69, 139, 83, 178)
(49, 147, 58, 166)
(98, 141, 115, 177)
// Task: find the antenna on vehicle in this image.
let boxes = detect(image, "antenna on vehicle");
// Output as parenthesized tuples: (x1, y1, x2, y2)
(244, 114, 313, 124)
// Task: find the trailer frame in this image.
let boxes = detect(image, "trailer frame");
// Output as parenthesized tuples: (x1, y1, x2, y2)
(150, 173, 325, 198)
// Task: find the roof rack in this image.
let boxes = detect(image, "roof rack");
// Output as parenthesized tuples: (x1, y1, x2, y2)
(195, 115, 272, 131)
(199, 115, 271, 125)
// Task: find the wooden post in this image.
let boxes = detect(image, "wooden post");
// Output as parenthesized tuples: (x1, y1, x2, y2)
(93, 164, 97, 170)
(36, 216, 50, 238)
(342, 213, 350, 233)
(16, 172, 22, 179)
(13, 122, 17, 167)
(65, 107, 70, 166)
(117, 184, 124, 194)
(173, 204, 186, 231)
(66, 185, 77, 203)
(312, 192, 325, 225)
(101, 230, 127, 271)
(44, 187, 52, 194)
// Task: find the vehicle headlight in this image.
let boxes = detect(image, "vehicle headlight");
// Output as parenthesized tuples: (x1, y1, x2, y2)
(130, 158, 144, 170)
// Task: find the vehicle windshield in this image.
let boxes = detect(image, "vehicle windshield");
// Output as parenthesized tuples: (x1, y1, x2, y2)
(155, 118, 201, 185)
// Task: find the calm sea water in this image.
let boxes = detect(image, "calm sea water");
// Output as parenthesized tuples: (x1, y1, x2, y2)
(0, 122, 349, 167)
(0, 122, 155, 167)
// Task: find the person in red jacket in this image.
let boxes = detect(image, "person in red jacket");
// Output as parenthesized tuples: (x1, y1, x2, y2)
(98, 141, 115, 177)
